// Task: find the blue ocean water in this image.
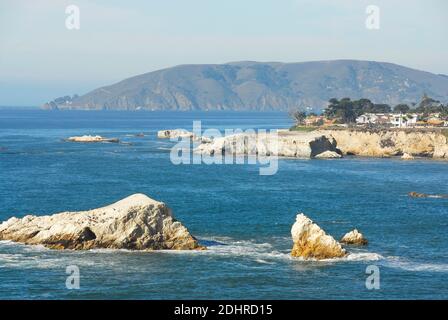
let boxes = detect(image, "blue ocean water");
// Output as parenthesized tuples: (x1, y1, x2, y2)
(0, 110, 447, 299)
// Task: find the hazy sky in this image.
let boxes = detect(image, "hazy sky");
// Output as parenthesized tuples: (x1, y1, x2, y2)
(0, 0, 447, 106)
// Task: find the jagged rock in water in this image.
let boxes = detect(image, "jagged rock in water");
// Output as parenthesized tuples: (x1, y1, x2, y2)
(340, 229, 368, 245)
(290, 213, 346, 260)
(408, 191, 448, 199)
(0, 194, 204, 251)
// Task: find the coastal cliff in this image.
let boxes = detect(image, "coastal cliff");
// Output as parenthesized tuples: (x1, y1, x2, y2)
(194, 131, 342, 158)
(317, 129, 448, 159)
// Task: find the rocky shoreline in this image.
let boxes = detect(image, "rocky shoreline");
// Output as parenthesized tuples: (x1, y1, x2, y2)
(158, 128, 448, 160)
(316, 128, 448, 159)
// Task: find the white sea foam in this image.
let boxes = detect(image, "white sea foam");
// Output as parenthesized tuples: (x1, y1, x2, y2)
(344, 252, 384, 261)
(202, 238, 292, 263)
(382, 256, 448, 273)
(4, 238, 445, 273)
(153, 237, 386, 265)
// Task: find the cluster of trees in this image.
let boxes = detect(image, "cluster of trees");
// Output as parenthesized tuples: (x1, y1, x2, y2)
(290, 95, 448, 126)
(323, 98, 391, 124)
(321, 95, 448, 124)
(290, 110, 307, 125)
(413, 95, 448, 117)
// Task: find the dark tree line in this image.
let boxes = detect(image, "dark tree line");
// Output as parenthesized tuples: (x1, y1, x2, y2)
(323, 98, 391, 123)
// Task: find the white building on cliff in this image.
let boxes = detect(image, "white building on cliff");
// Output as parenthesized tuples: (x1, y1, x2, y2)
(356, 113, 419, 128)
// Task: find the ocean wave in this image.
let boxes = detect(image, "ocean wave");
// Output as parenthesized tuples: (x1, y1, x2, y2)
(382, 256, 448, 273)
(6, 238, 445, 272)
(150, 237, 385, 265)
(202, 238, 291, 262)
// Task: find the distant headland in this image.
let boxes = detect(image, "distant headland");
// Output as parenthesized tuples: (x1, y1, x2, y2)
(42, 60, 448, 112)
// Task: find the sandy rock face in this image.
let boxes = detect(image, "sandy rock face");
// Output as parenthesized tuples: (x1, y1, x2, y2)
(318, 129, 448, 159)
(291, 214, 346, 260)
(0, 194, 203, 251)
(67, 135, 119, 143)
(340, 229, 368, 245)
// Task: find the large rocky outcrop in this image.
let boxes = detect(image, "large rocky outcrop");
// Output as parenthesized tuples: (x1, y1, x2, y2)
(195, 131, 341, 159)
(290, 214, 346, 260)
(0, 194, 203, 251)
(318, 129, 448, 159)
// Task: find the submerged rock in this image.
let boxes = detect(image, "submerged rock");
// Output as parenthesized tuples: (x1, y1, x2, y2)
(290, 213, 346, 260)
(340, 229, 368, 245)
(408, 191, 448, 199)
(0, 194, 204, 251)
(67, 135, 119, 143)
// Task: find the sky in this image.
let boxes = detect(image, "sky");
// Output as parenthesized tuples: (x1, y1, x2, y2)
(0, 0, 447, 106)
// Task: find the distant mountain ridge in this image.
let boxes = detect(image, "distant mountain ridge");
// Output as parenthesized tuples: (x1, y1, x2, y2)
(43, 60, 448, 111)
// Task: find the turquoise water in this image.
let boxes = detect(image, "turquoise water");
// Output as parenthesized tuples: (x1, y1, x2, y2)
(0, 110, 447, 299)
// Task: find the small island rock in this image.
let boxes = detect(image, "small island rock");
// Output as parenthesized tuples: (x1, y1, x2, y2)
(291, 213, 346, 260)
(67, 135, 119, 143)
(340, 229, 368, 245)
